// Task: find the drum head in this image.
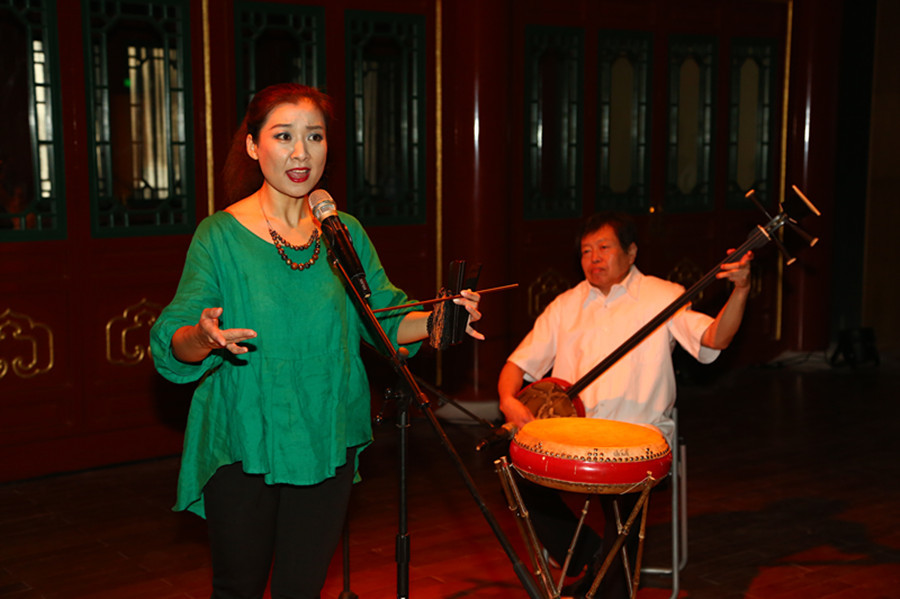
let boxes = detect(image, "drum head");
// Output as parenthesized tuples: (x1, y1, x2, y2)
(510, 418, 672, 494)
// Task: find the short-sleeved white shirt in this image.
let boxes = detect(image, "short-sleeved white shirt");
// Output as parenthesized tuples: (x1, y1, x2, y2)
(508, 266, 719, 444)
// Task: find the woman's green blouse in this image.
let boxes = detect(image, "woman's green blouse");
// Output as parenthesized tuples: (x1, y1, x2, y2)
(150, 211, 420, 517)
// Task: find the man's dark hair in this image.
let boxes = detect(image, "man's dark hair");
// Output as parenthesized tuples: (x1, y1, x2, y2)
(580, 211, 638, 249)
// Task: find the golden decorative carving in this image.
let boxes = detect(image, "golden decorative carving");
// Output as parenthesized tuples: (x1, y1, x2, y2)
(528, 269, 573, 319)
(0, 308, 55, 380)
(667, 258, 705, 302)
(105, 299, 163, 366)
(749, 266, 764, 299)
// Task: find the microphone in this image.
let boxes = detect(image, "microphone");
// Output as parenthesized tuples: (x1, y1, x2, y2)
(308, 189, 372, 300)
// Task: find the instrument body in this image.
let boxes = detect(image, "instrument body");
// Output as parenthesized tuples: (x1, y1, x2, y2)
(510, 417, 672, 494)
(516, 377, 585, 419)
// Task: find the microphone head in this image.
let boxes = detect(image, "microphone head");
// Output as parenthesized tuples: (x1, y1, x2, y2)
(309, 189, 337, 222)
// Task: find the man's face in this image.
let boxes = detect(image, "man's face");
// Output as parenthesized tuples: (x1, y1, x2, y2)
(580, 224, 637, 294)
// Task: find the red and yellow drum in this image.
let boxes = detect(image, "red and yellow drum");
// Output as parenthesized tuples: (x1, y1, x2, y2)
(510, 417, 672, 494)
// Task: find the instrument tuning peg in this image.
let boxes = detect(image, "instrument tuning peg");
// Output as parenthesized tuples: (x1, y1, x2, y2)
(787, 218, 819, 248)
(745, 189, 774, 220)
(791, 185, 822, 217)
(770, 234, 796, 266)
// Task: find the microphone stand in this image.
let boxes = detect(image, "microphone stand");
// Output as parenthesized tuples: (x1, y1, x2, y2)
(330, 255, 543, 599)
(339, 521, 358, 599)
(408, 372, 499, 430)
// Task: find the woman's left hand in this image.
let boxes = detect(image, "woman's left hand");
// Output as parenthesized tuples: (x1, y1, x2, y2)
(455, 289, 484, 340)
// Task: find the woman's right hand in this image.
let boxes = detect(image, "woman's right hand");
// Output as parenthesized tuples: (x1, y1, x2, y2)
(196, 307, 257, 355)
(172, 307, 257, 363)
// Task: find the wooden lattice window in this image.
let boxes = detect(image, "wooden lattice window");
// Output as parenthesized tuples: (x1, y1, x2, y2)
(0, 0, 65, 241)
(523, 25, 583, 220)
(84, 0, 194, 237)
(234, 1, 325, 119)
(596, 30, 652, 214)
(666, 35, 716, 212)
(727, 38, 777, 209)
(345, 10, 426, 226)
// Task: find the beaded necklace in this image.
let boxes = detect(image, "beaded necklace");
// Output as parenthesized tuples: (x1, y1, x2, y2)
(259, 197, 321, 271)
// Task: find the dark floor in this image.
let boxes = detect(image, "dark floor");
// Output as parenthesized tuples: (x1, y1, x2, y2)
(1, 351, 899, 598)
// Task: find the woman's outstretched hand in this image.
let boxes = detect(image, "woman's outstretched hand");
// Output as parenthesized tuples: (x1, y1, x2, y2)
(196, 307, 258, 354)
(172, 307, 257, 363)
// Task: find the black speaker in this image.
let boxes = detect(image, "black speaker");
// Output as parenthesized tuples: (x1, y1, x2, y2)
(830, 327, 879, 367)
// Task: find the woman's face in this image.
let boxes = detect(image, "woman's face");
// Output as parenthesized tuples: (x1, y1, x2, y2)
(246, 98, 327, 200)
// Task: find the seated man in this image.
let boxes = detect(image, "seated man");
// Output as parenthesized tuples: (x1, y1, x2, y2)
(498, 212, 752, 598)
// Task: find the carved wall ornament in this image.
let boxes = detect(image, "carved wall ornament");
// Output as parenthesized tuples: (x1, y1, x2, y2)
(667, 258, 706, 302)
(0, 308, 55, 380)
(528, 269, 574, 320)
(105, 299, 163, 366)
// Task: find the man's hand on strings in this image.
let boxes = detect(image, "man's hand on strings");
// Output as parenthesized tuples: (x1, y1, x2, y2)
(717, 250, 753, 290)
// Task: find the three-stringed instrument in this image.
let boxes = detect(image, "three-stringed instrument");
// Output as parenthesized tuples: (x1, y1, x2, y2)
(514, 187, 820, 423)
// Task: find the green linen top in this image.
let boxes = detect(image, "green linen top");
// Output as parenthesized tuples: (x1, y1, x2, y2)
(150, 210, 420, 517)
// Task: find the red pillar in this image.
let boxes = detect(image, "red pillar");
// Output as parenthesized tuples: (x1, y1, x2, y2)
(782, 0, 841, 351)
(440, 0, 514, 400)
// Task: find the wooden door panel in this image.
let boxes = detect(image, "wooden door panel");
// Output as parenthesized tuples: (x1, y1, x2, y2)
(0, 284, 78, 444)
(503, 0, 788, 368)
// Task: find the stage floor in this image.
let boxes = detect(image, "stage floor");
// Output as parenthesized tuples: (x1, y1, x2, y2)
(2, 352, 899, 598)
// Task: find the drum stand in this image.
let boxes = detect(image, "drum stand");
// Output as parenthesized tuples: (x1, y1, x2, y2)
(332, 257, 543, 599)
(495, 457, 660, 599)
